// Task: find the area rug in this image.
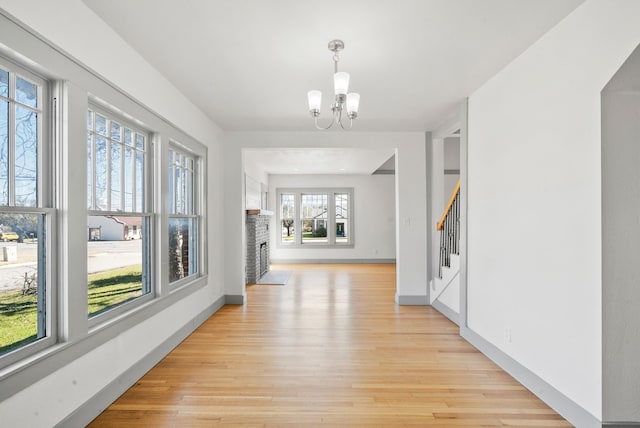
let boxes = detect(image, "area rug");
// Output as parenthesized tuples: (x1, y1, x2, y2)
(257, 270, 291, 285)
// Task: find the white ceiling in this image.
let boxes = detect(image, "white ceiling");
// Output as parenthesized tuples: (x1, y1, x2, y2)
(243, 148, 395, 175)
(82, 0, 584, 133)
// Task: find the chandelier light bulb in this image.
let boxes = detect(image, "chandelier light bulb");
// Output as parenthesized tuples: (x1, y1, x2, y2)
(334, 72, 350, 96)
(346, 93, 360, 115)
(308, 90, 322, 112)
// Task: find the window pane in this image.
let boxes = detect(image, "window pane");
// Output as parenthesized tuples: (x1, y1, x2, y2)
(94, 136, 107, 210)
(169, 217, 197, 282)
(87, 215, 148, 317)
(181, 163, 187, 214)
(110, 142, 121, 211)
(135, 152, 144, 212)
(0, 212, 46, 355)
(124, 147, 133, 211)
(124, 128, 133, 146)
(168, 147, 198, 284)
(14, 105, 37, 207)
(87, 133, 92, 209)
(335, 193, 349, 243)
(15, 77, 37, 109)
(0, 69, 8, 97)
(168, 156, 174, 215)
(135, 134, 144, 150)
(95, 114, 107, 136)
(174, 161, 182, 214)
(110, 121, 121, 142)
(187, 168, 194, 215)
(301, 193, 328, 243)
(280, 193, 295, 243)
(0, 101, 8, 205)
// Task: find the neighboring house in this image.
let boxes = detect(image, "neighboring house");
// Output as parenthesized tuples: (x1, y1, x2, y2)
(87, 216, 142, 241)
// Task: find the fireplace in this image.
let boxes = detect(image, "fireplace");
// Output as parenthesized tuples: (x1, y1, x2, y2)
(259, 242, 268, 277)
(246, 209, 272, 283)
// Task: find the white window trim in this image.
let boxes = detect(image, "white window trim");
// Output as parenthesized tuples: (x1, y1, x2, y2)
(168, 143, 202, 285)
(0, 14, 214, 399)
(86, 103, 156, 326)
(276, 187, 354, 249)
(87, 103, 150, 213)
(0, 55, 57, 369)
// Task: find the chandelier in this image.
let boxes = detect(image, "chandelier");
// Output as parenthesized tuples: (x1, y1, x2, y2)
(307, 39, 360, 130)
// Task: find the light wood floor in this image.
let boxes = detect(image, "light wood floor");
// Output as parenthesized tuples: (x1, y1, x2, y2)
(89, 264, 571, 427)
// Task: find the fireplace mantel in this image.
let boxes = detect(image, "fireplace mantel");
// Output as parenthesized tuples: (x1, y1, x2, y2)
(246, 209, 274, 216)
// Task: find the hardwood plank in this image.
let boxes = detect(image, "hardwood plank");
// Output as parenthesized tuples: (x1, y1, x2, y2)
(89, 264, 572, 427)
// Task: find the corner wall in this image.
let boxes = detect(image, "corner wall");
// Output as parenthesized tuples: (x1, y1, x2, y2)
(602, 44, 640, 422)
(466, 0, 640, 421)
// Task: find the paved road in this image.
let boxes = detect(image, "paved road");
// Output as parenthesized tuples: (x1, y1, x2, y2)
(0, 240, 143, 293)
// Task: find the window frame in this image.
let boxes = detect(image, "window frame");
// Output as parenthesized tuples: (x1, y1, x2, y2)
(0, 55, 57, 368)
(86, 102, 155, 326)
(167, 143, 202, 287)
(276, 187, 354, 248)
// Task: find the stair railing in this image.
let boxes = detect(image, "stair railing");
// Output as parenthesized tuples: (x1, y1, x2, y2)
(436, 180, 460, 278)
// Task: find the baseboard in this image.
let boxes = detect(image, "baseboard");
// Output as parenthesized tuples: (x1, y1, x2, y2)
(603, 423, 640, 427)
(56, 295, 226, 428)
(460, 326, 601, 428)
(395, 294, 429, 305)
(270, 258, 396, 264)
(431, 299, 460, 325)
(225, 294, 245, 305)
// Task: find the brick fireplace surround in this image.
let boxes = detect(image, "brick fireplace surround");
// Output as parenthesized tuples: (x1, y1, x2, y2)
(246, 210, 272, 284)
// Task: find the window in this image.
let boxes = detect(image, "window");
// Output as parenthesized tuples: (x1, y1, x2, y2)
(280, 193, 295, 242)
(168, 146, 199, 283)
(301, 193, 328, 243)
(335, 192, 350, 243)
(87, 105, 152, 318)
(276, 188, 353, 247)
(0, 58, 55, 362)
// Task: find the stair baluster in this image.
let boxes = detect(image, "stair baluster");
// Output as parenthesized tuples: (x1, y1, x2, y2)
(436, 181, 460, 278)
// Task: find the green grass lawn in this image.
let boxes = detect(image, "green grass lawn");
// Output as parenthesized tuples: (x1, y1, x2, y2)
(87, 265, 143, 317)
(0, 264, 143, 354)
(0, 290, 38, 354)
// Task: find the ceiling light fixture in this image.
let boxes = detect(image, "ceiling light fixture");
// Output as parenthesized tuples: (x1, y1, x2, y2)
(307, 39, 360, 130)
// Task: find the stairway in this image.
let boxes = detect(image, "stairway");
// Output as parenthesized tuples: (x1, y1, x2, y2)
(430, 253, 460, 324)
(432, 180, 461, 324)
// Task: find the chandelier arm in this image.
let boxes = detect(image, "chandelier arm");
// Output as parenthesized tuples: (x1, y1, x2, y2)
(314, 113, 336, 130)
(338, 111, 354, 131)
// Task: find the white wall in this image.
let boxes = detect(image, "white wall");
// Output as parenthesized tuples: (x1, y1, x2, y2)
(225, 131, 427, 304)
(443, 137, 460, 203)
(601, 45, 640, 422)
(437, 273, 459, 313)
(243, 153, 270, 211)
(269, 174, 396, 261)
(466, 0, 640, 420)
(0, 1, 225, 426)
